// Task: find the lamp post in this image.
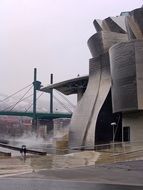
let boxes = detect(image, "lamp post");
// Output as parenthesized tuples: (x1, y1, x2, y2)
(111, 122, 117, 159)
(111, 122, 117, 145)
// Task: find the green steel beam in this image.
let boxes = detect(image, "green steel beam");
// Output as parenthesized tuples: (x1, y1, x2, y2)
(0, 111, 72, 119)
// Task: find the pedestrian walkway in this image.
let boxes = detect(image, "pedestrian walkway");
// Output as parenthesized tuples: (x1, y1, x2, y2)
(18, 160, 143, 186)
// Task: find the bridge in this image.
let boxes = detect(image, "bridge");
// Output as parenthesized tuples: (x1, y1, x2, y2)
(0, 111, 72, 119)
(0, 68, 77, 130)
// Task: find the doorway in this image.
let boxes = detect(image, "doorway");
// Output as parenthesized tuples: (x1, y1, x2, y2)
(123, 126, 130, 142)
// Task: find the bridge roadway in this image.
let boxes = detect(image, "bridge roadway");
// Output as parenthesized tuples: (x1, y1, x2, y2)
(0, 111, 72, 119)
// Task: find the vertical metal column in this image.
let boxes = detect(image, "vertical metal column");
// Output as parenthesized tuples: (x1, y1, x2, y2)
(50, 73, 53, 113)
(32, 68, 37, 130)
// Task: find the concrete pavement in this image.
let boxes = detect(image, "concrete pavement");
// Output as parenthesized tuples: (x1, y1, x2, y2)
(12, 160, 143, 186)
(0, 178, 142, 190)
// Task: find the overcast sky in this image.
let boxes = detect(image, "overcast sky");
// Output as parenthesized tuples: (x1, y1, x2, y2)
(0, 0, 142, 95)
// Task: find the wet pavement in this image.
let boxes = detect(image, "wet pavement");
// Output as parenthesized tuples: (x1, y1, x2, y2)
(0, 178, 142, 190)
(0, 146, 143, 188)
(14, 160, 143, 186)
(0, 153, 143, 186)
(0, 151, 100, 176)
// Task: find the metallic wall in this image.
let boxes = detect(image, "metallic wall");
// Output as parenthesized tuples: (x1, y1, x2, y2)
(125, 8, 143, 40)
(69, 7, 143, 148)
(110, 40, 143, 113)
(87, 32, 127, 58)
(69, 56, 103, 148)
(69, 32, 127, 148)
(93, 16, 127, 33)
(123, 112, 143, 142)
(109, 40, 143, 112)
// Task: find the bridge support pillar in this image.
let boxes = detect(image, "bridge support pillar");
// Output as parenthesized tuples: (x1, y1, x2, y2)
(32, 68, 41, 131)
(32, 68, 37, 131)
(50, 73, 53, 113)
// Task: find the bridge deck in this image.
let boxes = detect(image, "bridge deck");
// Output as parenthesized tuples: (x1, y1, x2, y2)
(0, 111, 72, 119)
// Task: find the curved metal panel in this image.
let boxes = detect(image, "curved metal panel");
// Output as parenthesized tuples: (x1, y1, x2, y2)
(103, 17, 126, 34)
(125, 8, 143, 39)
(69, 53, 111, 148)
(69, 56, 102, 148)
(84, 53, 111, 147)
(69, 32, 127, 148)
(109, 40, 143, 113)
(134, 40, 143, 109)
(87, 32, 127, 58)
(93, 19, 102, 32)
(93, 16, 127, 34)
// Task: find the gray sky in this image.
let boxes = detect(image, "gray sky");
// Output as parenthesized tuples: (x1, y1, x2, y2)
(0, 0, 142, 95)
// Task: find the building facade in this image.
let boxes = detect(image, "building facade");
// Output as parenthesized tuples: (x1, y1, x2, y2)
(69, 7, 143, 148)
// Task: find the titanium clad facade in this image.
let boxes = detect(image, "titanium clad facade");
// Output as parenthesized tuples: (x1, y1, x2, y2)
(93, 16, 127, 33)
(125, 8, 143, 39)
(69, 31, 126, 148)
(135, 40, 143, 109)
(123, 112, 143, 142)
(69, 56, 103, 148)
(110, 40, 143, 113)
(69, 7, 143, 147)
(87, 32, 127, 58)
(84, 54, 111, 147)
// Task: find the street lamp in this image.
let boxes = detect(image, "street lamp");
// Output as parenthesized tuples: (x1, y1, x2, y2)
(111, 122, 117, 144)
